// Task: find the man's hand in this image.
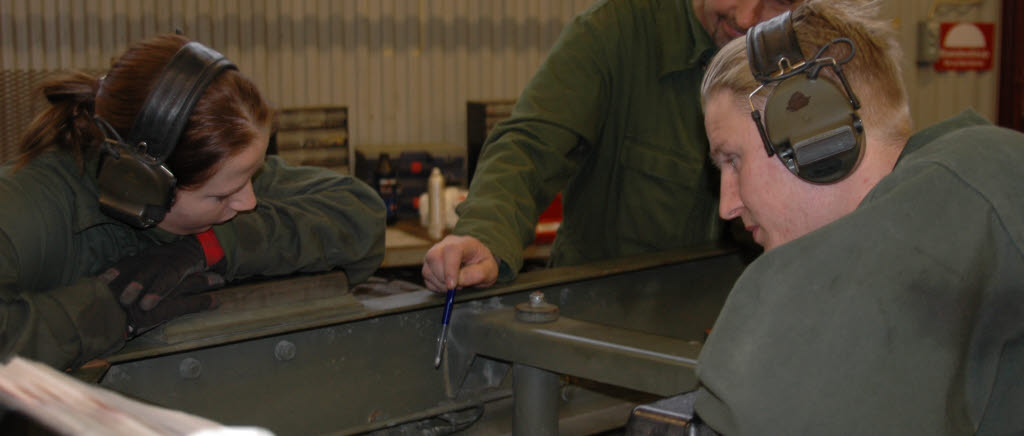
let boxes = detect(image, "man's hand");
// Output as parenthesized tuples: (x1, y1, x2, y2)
(99, 236, 225, 336)
(422, 235, 499, 292)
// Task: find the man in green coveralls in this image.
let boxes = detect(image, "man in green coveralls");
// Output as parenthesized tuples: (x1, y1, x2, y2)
(422, 0, 800, 292)
(694, 0, 1023, 434)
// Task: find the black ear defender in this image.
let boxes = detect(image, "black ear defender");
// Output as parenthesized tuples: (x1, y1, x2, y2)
(746, 11, 864, 184)
(95, 41, 237, 228)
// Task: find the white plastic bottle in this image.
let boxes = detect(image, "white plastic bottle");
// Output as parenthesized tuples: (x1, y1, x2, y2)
(427, 167, 446, 240)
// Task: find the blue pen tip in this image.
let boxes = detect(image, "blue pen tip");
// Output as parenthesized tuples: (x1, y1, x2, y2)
(434, 290, 456, 368)
(441, 289, 456, 325)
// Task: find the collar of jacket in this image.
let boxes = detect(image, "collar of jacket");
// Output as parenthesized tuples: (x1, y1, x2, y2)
(897, 108, 990, 166)
(657, 0, 716, 78)
(65, 150, 125, 233)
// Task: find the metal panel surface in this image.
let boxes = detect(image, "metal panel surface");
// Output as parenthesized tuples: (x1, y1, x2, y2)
(94, 246, 747, 435)
(449, 307, 704, 396)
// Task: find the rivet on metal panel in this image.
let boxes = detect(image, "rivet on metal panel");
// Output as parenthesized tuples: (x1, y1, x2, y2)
(561, 384, 578, 402)
(105, 365, 128, 383)
(515, 291, 559, 323)
(529, 291, 544, 307)
(275, 340, 297, 361)
(179, 358, 202, 379)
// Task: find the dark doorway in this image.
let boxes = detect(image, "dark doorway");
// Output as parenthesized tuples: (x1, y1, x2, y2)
(998, 0, 1024, 132)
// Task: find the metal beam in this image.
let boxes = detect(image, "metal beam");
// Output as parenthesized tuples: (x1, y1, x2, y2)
(450, 307, 702, 397)
(83, 246, 746, 435)
(513, 363, 560, 436)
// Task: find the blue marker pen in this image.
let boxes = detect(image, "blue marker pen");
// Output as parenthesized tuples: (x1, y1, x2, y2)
(434, 289, 456, 368)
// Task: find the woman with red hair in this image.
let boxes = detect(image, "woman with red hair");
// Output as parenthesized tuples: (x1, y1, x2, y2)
(0, 34, 385, 370)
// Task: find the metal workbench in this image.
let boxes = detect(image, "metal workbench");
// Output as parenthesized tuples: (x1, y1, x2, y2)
(83, 244, 747, 435)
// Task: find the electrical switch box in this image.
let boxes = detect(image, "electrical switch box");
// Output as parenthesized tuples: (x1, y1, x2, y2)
(917, 20, 940, 65)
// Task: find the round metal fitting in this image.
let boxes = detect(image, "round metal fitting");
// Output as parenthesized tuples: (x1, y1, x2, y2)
(179, 357, 202, 379)
(515, 291, 559, 323)
(275, 340, 297, 361)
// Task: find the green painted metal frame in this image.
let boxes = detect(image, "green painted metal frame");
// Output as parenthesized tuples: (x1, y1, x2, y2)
(448, 307, 702, 397)
(89, 244, 747, 435)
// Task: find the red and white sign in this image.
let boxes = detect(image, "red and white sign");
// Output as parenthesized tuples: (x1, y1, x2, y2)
(935, 22, 995, 72)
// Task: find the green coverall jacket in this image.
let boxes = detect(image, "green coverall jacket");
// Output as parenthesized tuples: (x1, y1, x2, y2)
(0, 151, 385, 370)
(454, 0, 721, 280)
(696, 109, 1024, 435)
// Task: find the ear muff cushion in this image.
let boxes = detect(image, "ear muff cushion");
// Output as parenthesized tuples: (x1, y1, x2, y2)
(764, 75, 864, 183)
(747, 12, 804, 82)
(98, 150, 176, 227)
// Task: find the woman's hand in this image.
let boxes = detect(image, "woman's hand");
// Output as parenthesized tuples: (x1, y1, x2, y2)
(98, 236, 224, 336)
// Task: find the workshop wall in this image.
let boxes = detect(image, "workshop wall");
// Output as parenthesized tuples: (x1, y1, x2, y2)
(0, 0, 593, 164)
(0, 0, 1003, 164)
(881, 0, 1000, 132)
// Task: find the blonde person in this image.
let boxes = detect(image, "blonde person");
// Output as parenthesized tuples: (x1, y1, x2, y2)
(694, 0, 1023, 434)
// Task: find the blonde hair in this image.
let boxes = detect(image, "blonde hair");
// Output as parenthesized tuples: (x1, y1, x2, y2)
(701, 0, 911, 145)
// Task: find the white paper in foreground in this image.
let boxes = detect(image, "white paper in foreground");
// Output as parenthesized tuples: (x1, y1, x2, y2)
(0, 356, 273, 436)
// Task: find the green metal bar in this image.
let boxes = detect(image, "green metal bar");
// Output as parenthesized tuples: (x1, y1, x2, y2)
(450, 307, 701, 397)
(106, 244, 736, 362)
(513, 363, 560, 436)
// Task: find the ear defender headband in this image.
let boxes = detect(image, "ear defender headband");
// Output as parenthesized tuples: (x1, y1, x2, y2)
(746, 11, 864, 184)
(95, 41, 237, 228)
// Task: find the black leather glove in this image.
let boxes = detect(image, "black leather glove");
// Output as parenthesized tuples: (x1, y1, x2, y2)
(121, 272, 224, 336)
(99, 236, 225, 336)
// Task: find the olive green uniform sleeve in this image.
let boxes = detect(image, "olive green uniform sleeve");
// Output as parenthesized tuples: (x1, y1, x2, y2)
(0, 159, 128, 370)
(1, 152, 384, 370)
(212, 156, 386, 284)
(0, 258, 126, 370)
(454, 6, 617, 280)
(454, 0, 718, 281)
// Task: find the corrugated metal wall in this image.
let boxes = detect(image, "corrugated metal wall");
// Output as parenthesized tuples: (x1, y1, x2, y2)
(0, 0, 1003, 161)
(0, 0, 593, 162)
(882, 0, 1000, 131)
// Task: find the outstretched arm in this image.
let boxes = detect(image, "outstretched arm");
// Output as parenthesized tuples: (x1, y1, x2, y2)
(213, 156, 386, 284)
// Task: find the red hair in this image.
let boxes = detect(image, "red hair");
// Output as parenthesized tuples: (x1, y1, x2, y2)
(17, 34, 275, 189)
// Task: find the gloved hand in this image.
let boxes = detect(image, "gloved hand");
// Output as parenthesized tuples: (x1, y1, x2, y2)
(120, 272, 225, 336)
(99, 234, 226, 336)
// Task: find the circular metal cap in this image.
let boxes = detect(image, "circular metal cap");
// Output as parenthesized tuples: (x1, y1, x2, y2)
(515, 291, 559, 323)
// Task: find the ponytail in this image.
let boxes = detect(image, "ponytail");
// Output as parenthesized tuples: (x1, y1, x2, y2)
(13, 34, 273, 188)
(14, 71, 104, 170)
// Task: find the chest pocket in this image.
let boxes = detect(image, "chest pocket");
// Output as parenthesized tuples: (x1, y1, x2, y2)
(616, 137, 713, 251)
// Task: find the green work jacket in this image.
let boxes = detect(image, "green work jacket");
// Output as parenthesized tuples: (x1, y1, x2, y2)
(0, 151, 385, 370)
(695, 109, 1024, 435)
(454, 0, 721, 280)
